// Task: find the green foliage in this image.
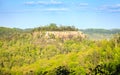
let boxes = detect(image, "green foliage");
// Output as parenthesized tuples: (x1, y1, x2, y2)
(33, 23, 78, 31)
(81, 28, 120, 34)
(88, 63, 120, 75)
(0, 27, 120, 75)
(54, 66, 70, 75)
(81, 29, 120, 40)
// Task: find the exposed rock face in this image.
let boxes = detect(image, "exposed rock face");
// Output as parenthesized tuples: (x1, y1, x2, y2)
(33, 31, 86, 40)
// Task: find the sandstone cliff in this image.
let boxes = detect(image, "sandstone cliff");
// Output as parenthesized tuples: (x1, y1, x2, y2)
(33, 31, 86, 40)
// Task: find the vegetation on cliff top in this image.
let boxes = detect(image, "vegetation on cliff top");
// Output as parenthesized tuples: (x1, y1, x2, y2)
(33, 23, 78, 31)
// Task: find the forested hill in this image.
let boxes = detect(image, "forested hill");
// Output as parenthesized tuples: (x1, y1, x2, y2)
(0, 27, 31, 40)
(80, 29, 120, 40)
(80, 29, 120, 34)
(0, 24, 79, 40)
(0, 25, 120, 40)
(0, 27, 21, 39)
(0, 25, 120, 75)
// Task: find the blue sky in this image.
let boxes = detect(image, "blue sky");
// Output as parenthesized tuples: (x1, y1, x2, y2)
(0, 0, 120, 29)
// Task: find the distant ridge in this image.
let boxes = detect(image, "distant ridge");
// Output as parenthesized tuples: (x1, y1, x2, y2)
(80, 29, 120, 34)
(0, 24, 120, 40)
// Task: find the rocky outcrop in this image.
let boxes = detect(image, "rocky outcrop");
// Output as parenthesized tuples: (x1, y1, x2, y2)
(33, 31, 86, 40)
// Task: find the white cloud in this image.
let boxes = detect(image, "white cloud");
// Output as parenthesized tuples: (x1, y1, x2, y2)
(98, 4, 120, 12)
(109, 9, 120, 12)
(23, 1, 67, 12)
(79, 3, 88, 6)
(24, 1, 63, 5)
(22, 1, 69, 13)
(38, 1, 62, 5)
(75, 3, 89, 11)
(0, 7, 69, 13)
(44, 8, 69, 11)
(109, 4, 120, 9)
(24, 1, 35, 5)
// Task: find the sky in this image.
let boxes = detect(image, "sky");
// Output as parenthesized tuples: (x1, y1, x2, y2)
(0, 0, 120, 29)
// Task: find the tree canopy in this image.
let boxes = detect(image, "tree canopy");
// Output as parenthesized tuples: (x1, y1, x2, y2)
(0, 26, 120, 75)
(33, 23, 78, 31)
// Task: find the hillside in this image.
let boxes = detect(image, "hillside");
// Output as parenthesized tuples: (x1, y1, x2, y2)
(0, 26, 120, 75)
(81, 29, 120, 40)
(1, 25, 120, 40)
(81, 29, 120, 34)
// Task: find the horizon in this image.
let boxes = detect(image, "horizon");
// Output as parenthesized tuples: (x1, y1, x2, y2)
(0, 0, 120, 29)
(0, 24, 120, 30)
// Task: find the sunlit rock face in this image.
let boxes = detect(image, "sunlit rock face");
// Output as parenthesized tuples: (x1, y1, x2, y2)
(33, 31, 86, 40)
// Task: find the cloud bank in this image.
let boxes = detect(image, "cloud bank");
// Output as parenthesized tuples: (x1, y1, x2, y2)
(22, 1, 120, 13)
(44, 8, 69, 11)
(24, 1, 63, 5)
(98, 4, 120, 12)
(79, 3, 88, 7)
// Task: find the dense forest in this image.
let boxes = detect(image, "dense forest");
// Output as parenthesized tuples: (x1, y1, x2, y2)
(0, 24, 120, 75)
